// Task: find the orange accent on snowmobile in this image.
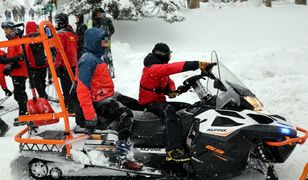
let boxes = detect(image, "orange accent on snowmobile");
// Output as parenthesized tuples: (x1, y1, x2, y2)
(205, 145, 224, 154)
(0, 21, 77, 157)
(265, 127, 308, 147)
(299, 163, 308, 180)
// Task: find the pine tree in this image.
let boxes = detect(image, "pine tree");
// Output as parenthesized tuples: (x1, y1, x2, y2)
(63, 0, 185, 23)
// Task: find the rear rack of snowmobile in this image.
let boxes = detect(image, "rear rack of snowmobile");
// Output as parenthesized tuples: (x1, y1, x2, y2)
(300, 162, 308, 180)
(265, 127, 308, 146)
(0, 21, 87, 157)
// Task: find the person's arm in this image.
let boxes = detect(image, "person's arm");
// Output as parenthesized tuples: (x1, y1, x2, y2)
(0, 55, 23, 64)
(76, 59, 97, 121)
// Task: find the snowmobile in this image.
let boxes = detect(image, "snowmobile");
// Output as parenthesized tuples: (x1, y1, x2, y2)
(2, 21, 307, 180)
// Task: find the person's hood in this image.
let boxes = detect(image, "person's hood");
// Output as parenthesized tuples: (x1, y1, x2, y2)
(84, 28, 107, 58)
(143, 53, 163, 67)
(26, 21, 37, 35)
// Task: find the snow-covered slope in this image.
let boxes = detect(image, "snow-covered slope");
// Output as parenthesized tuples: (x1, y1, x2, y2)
(0, 2, 308, 180)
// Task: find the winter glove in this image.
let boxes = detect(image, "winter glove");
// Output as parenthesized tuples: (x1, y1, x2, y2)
(13, 54, 24, 62)
(168, 91, 177, 98)
(3, 65, 11, 76)
(84, 116, 98, 135)
(199, 62, 217, 72)
(10, 62, 21, 69)
(3, 88, 12, 97)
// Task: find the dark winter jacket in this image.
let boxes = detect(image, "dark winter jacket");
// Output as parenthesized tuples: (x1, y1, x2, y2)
(77, 28, 114, 121)
(92, 16, 115, 38)
(138, 53, 199, 105)
(25, 22, 48, 69)
(4, 10, 11, 18)
(55, 27, 78, 68)
(76, 15, 88, 59)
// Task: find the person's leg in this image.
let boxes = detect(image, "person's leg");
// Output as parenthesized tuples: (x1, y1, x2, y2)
(58, 67, 74, 113)
(32, 68, 47, 99)
(147, 102, 189, 162)
(12, 76, 28, 126)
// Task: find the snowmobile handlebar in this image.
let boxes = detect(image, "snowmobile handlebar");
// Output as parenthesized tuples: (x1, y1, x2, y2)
(176, 69, 217, 95)
(265, 127, 308, 146)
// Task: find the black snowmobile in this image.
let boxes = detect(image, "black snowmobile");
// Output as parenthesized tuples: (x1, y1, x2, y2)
(16, 51, 307, 180)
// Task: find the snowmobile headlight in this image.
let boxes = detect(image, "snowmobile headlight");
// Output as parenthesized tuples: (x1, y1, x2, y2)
(244, 96, 263, 111)
(280, 127, 291, 135)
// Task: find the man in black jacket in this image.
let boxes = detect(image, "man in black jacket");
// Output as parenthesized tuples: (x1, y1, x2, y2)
(75, 13, 87, 60)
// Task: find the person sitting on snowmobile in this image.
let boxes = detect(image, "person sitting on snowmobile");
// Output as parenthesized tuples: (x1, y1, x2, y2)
(75, 27, 143, 170)
(138, 43, 216, 162)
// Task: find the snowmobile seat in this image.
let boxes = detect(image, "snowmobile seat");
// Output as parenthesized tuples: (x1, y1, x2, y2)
(37, 130, 66, 140)
(131, 111, 166, 148)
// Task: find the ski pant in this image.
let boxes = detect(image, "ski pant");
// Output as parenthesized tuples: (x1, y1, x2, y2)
(144, 102, 189, 150)
(75, 93, 133, 141)
(57, 66, 75, 113)
(31, 68, 47, 99)
(12, 76, 28, 115)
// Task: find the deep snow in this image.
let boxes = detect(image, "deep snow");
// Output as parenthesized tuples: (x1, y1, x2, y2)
(0, 2, 308, 180)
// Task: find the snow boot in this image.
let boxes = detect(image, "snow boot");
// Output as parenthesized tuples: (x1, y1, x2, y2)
(13, 111, 29, 126)
(0, 118, 9, 136)
(166, 148, 190, 162)
(114, 140, 143, 170)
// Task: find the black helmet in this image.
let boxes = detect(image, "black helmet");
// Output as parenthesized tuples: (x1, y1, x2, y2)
(55, 13, 68, 30)
(1, 21, 14, 29)
(152, 43, 172, 63)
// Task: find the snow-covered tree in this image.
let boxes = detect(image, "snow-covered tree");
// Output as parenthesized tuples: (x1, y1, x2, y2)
(63, 0, 185, 23)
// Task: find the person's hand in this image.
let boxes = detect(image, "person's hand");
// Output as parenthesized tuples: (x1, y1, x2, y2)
(3, 88, 12, 97)
(3, 65, 11, 76)
(14, 54, 24, 62)
(84, 116, 98, 134)
(168, 91, 177, 98)
(199, 62, 217, 72)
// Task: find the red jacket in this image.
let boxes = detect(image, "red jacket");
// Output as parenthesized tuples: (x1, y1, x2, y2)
(76, 28, 114, 121)
(55, 28, 78, 68)
(25, 21, 48, 69)
(0, 50, 7, 89)
(6, 36, 28, 77)
(138, 54, 186, 105)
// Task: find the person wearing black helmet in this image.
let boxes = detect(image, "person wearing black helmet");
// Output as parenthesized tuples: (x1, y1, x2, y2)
(75, 13, 88, 60)
(54, 13, 78, 113)
(1, 21, 28, 126)
(138, 43, 216, 162)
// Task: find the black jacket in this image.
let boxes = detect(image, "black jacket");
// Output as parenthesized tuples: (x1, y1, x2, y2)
(76, 16, 88, 59)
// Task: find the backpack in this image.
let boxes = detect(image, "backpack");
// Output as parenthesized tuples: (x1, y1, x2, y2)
(29, 42, 47, 67)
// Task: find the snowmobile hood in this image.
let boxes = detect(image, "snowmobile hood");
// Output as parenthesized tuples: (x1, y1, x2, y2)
(84, 28, 107, 58)
(143, 53, 164, 67)
(26, 21, 38, 35)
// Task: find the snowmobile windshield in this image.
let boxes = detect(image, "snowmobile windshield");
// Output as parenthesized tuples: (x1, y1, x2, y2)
(213, 62, 255, 109)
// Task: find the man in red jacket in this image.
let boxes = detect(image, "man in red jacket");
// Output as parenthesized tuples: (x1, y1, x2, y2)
(25, 21, 48, 99)
(55, 13, 78, 113)
(139, 43, 215, 162)
(1, 21, 28, 126)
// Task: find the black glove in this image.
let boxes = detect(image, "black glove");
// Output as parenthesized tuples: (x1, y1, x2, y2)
(3, 65, 11, 76)
(13, 54, 24, 62)
(10, 62, 21, 69)
(3, 88, 12, 97)
(84, 116, 98, 134)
